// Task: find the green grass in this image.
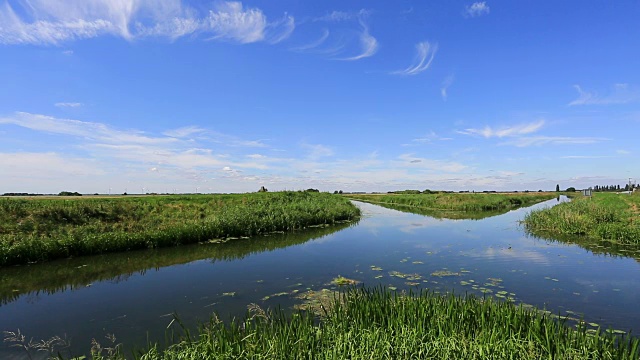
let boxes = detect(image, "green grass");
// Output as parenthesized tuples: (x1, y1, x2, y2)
(0, 192, 360, 266)
(345, 193, 557, 219)
(523, 192, 640, 250)
(82, 287, 639, 359)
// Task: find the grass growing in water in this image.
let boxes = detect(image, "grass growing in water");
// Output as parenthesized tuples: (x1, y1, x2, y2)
(0, 192, 360, 266)
(345, 192, 557, 219)
(75, 287, 640, 359)
(523, 192, 640, 249)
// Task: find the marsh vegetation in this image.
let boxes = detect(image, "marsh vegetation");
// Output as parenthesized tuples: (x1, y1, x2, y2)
(0, 192, 360, 266)
(523, 192, 640, 250)
(73, 288, 640, 359)
(345, 192, 557, 219)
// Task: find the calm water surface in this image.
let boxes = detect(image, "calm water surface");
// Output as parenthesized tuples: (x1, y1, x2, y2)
(2, 197, 640, 358)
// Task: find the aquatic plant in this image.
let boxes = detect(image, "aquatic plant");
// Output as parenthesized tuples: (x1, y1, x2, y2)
(128, 287, 640, 359)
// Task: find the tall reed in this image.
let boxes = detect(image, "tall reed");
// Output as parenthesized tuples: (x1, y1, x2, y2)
(0, 192, 360, 266)
(129, 287, 640, 359)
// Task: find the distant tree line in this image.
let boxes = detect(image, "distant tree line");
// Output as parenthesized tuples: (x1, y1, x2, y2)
(592, 184, 637, 192)
(58, 191, 82, 196)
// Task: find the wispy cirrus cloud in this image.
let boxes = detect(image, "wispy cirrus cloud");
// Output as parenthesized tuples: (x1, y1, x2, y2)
(339, 19, 378, 61)
(458, 120, 545, 138)
(290, 28, 329, 52)
(464, 2, 490, 18)
(568, 84, 640, 106)
(391, 41, 438, 76)
(0, 0, 294, 45)
(560, 155, 611, 159)
(54, 102, 83, 108)
(502, 136, 609, 147)
(441, 75, 454, 100)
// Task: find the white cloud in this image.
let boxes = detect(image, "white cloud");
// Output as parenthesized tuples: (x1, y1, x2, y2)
(315, 11, 358, 22)
(302, 143, 334, 159)
(163, 126, 206, 138)
(568, 84, 640, 106)
(409, 131, 452, 145)
(398, 154, 467, 172)
(391, 41, 438, 76)
(441, 75, 454, 100)
(55, 102, 83, 108)
(458, 120, 545, 138)
(502, 136, 609, 147)
(0, 0, 294, 45)
(560, 155, 611, 159)
(290, 28, 329, 52)
(617, 149, 631, 155)
(465, 2, 490, 18)
(339, 19, 378, 61)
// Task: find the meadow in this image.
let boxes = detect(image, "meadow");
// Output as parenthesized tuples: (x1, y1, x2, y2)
(523, 192, 640, 249)
(0, 192, 360, 266)
(75, 287, 639, 360)
(345, 192, 558, 219)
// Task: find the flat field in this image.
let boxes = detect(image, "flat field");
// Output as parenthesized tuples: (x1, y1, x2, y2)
(0, 192, 360, 266)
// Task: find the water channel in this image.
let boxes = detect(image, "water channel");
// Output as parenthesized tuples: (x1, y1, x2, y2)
(2, 197, 640, 358)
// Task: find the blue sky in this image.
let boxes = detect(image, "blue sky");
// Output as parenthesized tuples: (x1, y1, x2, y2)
(1, 0, 639, 194)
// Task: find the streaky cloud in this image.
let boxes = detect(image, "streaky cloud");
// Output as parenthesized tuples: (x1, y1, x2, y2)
(0, 0, 294, 45)
(290, 28, 329, 52)
(392, 41, 438, 75)
(458, 120, 545, 138)
(338, 19, 378, 61)
(441, 75, 454, 100)
(502, 136, 609, 147)
(568, 84, 640, 106)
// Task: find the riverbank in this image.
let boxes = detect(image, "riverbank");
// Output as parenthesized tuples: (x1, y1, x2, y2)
(344, 192, 558, 219)
(79, 287, 639, 359)
(523, 192, 640, 248)
(0, 192, 360, 266)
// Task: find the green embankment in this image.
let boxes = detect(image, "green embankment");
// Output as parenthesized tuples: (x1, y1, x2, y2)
(523, 192, 640, 250)
(345, 193, 557, 219)
(90, 287, 638, 359)
(0, 192, 360, 266)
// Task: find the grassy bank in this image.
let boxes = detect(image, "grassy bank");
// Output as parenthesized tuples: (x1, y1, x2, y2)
(345, 193, 557, 219)
(523, 192, 640, 249)
(77, 287, 639, 359)
(0, 192, 360, 266)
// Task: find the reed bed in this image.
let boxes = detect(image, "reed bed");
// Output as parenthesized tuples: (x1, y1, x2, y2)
(523, 193, 640, 247)
(125, 287, 640, 359)
(345, 193, 556, 215)
(0, 192, 360, 266)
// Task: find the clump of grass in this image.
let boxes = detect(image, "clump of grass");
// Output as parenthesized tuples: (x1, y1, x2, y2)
(0, 192, 360, 266)
(523, 193, 640, 248)
(331, 275, 358, 286)
(128, 287, 640, 359)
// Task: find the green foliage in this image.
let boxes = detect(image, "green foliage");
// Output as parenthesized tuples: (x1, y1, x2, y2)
(556, 184, 560, 192)
(58, 191, 82, 196)
(566, 187, 576, 192)
(130, 287, 640, 359)
(345, 193, 556, 219)
(0, 192, 360, 266)
(523, 193, 640, 249)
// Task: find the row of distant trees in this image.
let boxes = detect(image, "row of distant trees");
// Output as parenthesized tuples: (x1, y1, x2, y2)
(591, 184, 637, 192)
